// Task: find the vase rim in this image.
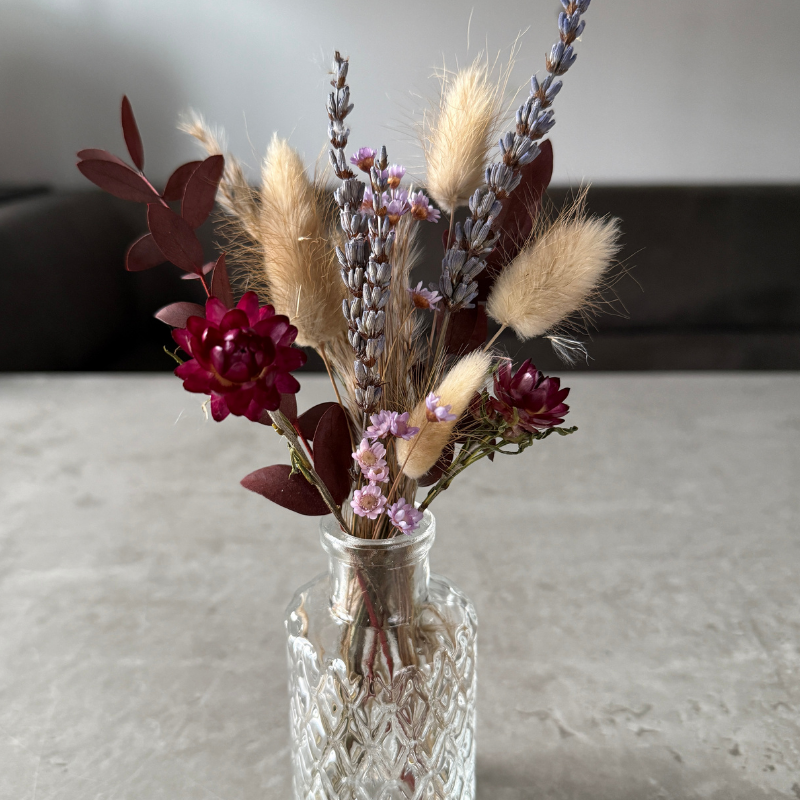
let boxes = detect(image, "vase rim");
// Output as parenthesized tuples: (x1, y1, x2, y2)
(319, 509, 435, 556)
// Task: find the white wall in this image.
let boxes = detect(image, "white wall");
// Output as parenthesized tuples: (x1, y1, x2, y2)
(1, 0, 798, 189)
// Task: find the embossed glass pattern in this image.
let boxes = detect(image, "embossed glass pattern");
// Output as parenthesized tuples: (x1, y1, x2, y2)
(285, 512, 477, 799)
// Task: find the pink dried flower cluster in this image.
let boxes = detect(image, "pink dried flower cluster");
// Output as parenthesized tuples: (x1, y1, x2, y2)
(349, 411, 422, 532)
(365, 410, 419, 441)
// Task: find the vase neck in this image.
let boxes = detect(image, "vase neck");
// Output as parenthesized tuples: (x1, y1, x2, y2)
(320, 512, 435, 626)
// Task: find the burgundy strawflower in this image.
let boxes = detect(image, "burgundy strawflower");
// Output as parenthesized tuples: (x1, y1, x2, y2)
(173, 292, 305, 423)
(490, 359, 570, 437)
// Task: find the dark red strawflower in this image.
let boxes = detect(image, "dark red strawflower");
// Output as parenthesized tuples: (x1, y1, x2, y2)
(490, 359, 570, 437)
(173, 292, 305, 422)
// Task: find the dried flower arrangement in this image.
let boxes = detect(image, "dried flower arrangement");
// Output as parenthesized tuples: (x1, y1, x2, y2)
(77, 0, 618, 541)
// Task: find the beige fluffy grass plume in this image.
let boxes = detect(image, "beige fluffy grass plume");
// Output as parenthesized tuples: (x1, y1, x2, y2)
(258, 135, 345, 350)
(396, 351, 492, 480)
(179, 111, 260, 241)
(422, 56, 510, 214)
(487, 205, 621, 340)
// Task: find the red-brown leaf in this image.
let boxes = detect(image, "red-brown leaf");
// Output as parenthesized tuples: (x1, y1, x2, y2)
(147, 203, 204, 273)
(445, 303, 488, 355)
(77, 160, 159, 203)
(162, 161, 202, 202)
(182, 154, 224, 228)
(312, 404, 353, 505)
(121, 96, 145, 171)
(181, 261, 215, 280)
(154, 301, 205, 327)
(241, 464, 330, 515)
(76, 149, 128, 167)
(296, 402, 337, 442)
(211, 252, 234, 308)
(125, 233, 166, 272)
(256, 393, 298, 426)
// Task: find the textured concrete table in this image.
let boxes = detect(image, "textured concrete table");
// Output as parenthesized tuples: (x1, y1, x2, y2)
(1, 374, 798, 799)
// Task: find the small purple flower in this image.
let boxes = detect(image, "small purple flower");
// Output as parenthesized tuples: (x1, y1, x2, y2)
(409, 191, 441, 223)
(352, 438, 387, 477)
(425, 392, 456, 423)
(351, 484, 387, 520)
(360, 187, 376, 217)
(365, 463, 390, 483)
(387, 498, 424, 534)
(365, 410, 420, 441)
(365, 410, 394, 440)
(350, 147, 376, 173)
(386, 164, 406, 189)
(391, 411, 419, 440)
(408, 281, 442, 311)
(386, 196, 411, 226)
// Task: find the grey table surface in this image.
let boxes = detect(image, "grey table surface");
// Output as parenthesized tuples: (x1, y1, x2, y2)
(0, 373, 798, 800)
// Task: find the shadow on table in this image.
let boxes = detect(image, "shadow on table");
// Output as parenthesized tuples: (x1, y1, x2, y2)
(475, 750, 782, 800)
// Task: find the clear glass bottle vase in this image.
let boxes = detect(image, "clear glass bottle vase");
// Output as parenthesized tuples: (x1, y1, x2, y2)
(285, 510, 477, 800)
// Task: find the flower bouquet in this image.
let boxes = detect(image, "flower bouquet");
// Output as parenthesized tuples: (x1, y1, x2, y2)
(78, 1, 620, 796)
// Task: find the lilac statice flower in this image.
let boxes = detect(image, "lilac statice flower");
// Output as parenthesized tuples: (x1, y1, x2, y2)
(425, 392, 456, 423)
(386, 164, 406, 190)
(352, 438, 387, 478)
(350, 147, 376, 173)
(409, 191, 441, 223)
(350, 484, 387, 519)
(386, 195, 411, 226)
(387, 498, 424, 534)
(408, 281, 442, 311)
(390, 411, 419, 440)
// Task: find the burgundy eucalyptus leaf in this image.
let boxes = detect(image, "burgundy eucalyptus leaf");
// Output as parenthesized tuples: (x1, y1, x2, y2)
(211, 252, 234, 308)
(154, 301, 205, 328)
(180, 261, 215, 279)
(280, 392, 298, 422)
(182, 154, 224, 228)
(444, 303, 487, 355)
(417, 443, 454, 487)
(312, 404, 353, 505)
(121, 95, 145, 171)
(77, 159, 159, 203)
(256, 391, 298, 426)
(147, 203, 205, 273)
(125, 233, 166, 272)
(76, 149, 128, 167)
(241, 464, 330, 516)
(296, 402, 337, 442)
(162, 160, 202, 202)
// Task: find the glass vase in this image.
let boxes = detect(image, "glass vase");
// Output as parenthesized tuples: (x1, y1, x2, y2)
(285, 510, 477, 799)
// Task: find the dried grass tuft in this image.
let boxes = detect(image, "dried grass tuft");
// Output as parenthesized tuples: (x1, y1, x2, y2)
(397, 350, 492, 480)
(487, 194, 622, 340)
(256, 135, 345, 350)
(420, 54, 512, 214)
